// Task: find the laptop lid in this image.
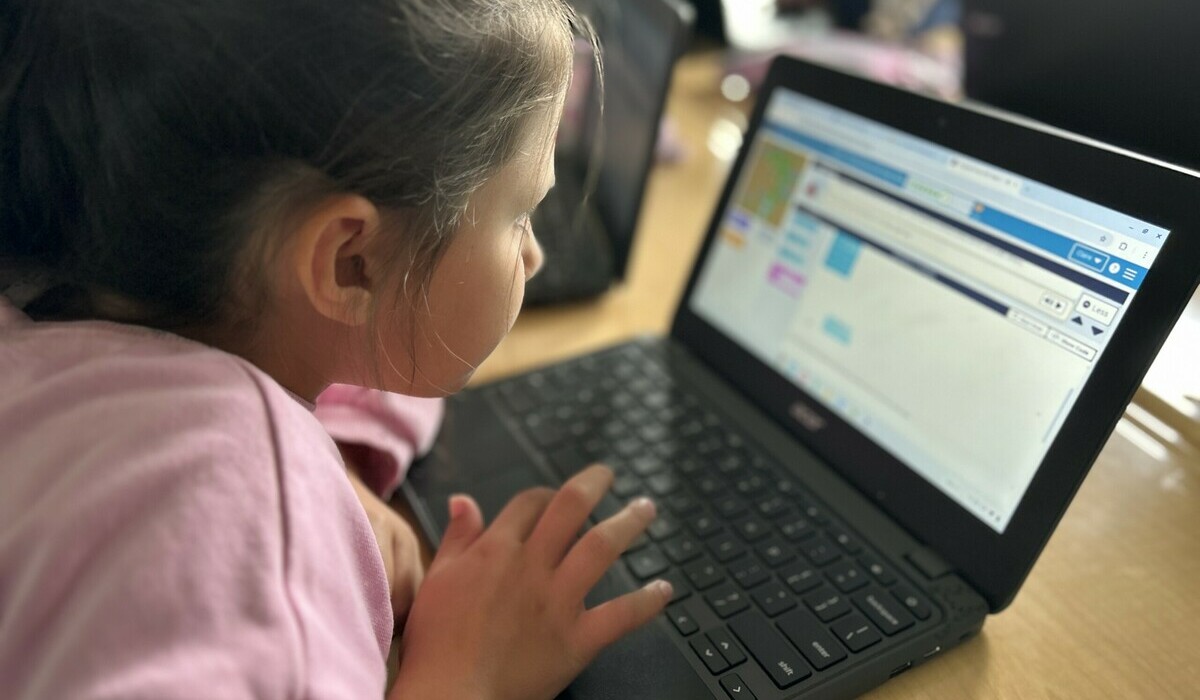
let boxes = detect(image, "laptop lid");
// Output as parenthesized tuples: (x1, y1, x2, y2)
(670, 56, 1200, 612)
(572, 0, 691, 278)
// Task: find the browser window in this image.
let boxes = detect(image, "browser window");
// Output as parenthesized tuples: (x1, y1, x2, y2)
(690, 89, 1172, 532)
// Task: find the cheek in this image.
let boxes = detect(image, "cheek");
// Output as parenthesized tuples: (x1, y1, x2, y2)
(378, 229, 525, 396)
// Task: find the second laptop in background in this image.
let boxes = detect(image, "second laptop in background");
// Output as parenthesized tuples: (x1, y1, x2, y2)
(524, 0, 693, 304)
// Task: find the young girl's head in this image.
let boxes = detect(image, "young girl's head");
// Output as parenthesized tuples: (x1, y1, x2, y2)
(0, 0, 589, 397)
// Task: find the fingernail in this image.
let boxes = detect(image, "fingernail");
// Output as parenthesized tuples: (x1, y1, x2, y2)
(648, 579, 673, 602)
(448, 494, 466, 519)
(630, 497, 656, 520)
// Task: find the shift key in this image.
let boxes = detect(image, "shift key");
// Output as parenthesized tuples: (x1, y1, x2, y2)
(729, 613, 812, 689)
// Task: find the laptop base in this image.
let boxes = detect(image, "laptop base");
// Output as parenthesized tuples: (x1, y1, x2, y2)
(402, 338, 988, 699)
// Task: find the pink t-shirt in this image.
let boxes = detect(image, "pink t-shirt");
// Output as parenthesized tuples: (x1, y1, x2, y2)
(0, 299, 441, 698)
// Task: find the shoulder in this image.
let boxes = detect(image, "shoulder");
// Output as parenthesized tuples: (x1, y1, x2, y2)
(0, 318, 325, 485)
(0, 321, 382, 698)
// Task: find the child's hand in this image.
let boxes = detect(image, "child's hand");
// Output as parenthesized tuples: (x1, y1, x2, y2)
(389, 465, 671, 700)
(345, 465, 425, 626)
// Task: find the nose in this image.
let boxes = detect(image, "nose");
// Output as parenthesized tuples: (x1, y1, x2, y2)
(523, 227, 545, 281)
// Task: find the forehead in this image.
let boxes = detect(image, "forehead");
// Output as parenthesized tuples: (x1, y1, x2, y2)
(515, 103, 563, 175)
(499, 102, 563, 195)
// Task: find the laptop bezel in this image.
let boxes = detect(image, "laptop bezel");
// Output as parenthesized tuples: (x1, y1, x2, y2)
(670, 56, 1200, 612)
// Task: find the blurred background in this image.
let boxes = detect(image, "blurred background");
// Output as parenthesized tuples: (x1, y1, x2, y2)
(674, 0, 1200, 170)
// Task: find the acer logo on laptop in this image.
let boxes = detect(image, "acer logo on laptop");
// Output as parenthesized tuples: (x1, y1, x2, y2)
(789, 401, 827, 432)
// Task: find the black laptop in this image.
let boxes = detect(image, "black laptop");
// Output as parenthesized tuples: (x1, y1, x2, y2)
(403, 56, 1200, 699)
(523, 0, 692, 304)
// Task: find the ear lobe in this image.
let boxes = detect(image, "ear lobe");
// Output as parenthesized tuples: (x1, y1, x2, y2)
(294, 195, 381, 327)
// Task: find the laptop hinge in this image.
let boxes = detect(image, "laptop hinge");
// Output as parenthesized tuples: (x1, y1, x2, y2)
(905, 546, 954, 581)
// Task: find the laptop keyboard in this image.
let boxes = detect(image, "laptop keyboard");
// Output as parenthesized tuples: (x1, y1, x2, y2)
(480, 341, 935, 697)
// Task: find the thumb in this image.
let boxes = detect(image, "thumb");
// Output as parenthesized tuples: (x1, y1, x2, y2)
(431, 494, 483, 567)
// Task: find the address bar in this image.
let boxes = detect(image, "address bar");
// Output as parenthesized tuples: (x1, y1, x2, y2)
(807, 178, 1080, 312)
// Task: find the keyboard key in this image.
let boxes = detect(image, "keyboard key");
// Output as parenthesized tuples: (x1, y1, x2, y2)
(659, 568, 692, 604)
(667, 602, 699, 635)
(830, 613, 881, 652)
(707, 532, 747, 563)
(803, 585, 852, 622)
(853, 586, 916, 635)
(705, 583, 751, 619)
(729, 613, 812, 689)
(611, 473, 643, 498)
(632, 454, 665, 477)
(729, 556, 771, 589)
(755, 495, 791, 519)
(615, 437, 642, 458)
(799, 500, 828, 524)
(733, 516, 770, 542)
(803, 536, 841, 566)
(720, 672, 757, 699)
(734, 475, 767, 496)
(825, 560, 869, 593)
(715, 450, 746, 475)
(662, 534, 703, 564)
(750, 581, 797, 617)
(646, 472, 680, 496)
(688, 513, 723, 538)
(643, 390, 671, 409)
(696, 475, 725, 496)
(858, 554, 897, 586)
(709, 627, 747, 666)
(640, 423, 670, 444)
(648, 513, 681, 541)
(684, 556, 726, 590)
(890, 583, 933, 621)
(756, 538, 796, 567)
(690, 635, 730, 674)
(778, 561, 823, 594)
(779, 516, 815, 541)
(778, 609, 848, 671)
(715, 495, 748, 519)
(625, 545, 669, 579)
(667, 492, 701, 516)
(654, 440, 684, 460)
(826, 526, 863, 554)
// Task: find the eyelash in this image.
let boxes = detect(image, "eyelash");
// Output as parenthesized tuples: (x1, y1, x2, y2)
(515, 210, 534, 232)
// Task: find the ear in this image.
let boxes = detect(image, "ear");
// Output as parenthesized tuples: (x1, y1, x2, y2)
(290, 194, 381, 327)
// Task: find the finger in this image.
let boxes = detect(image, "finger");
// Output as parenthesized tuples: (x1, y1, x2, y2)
(575, 579, 673, 656)
(556, 497, 656, 600)
(527, 464, 614, 565)
(488, 486, 556, 542)
(430, 494, 484, 569)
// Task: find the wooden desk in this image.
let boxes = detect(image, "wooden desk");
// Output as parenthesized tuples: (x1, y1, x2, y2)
(455, 50, 1200, 698)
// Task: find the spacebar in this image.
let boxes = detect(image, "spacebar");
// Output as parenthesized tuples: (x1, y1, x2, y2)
(729, 612, 813, 689)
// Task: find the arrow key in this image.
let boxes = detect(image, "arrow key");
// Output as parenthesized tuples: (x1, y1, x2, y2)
(708, 627, 747, 666)
(690, 635, 730, 674)
(720, 672, 758, 699)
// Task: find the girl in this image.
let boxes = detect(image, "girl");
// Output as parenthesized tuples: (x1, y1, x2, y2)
(0, 0, 671, 698)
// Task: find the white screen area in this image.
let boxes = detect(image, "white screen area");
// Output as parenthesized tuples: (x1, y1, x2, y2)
(690, 90, 1172, 532)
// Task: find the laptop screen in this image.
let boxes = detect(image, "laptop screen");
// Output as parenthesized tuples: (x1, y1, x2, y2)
(689, 88, 1173, 534)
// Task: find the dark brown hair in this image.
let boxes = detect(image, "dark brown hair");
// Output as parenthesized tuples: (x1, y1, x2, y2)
(0, 0, 588, 331)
